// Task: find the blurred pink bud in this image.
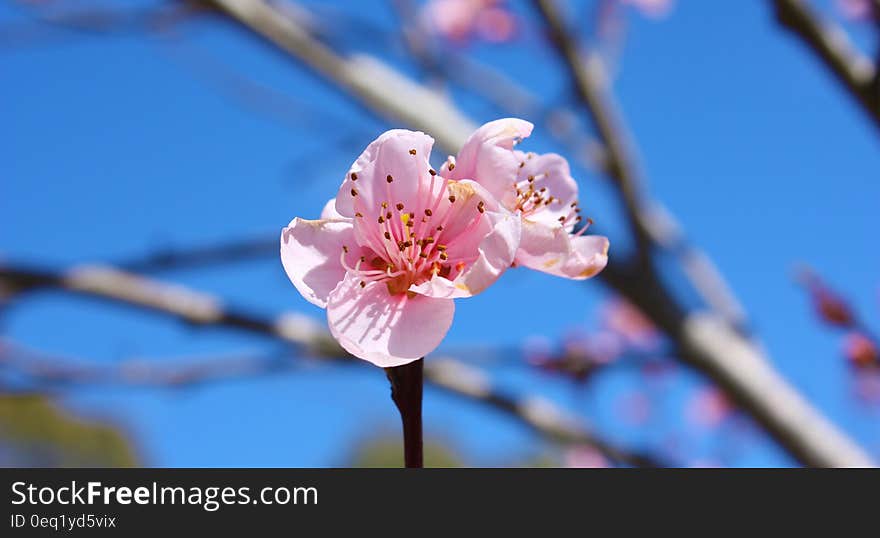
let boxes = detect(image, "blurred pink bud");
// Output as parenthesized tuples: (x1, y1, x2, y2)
(843, 332, 878, 369)
(836, 0, 874, 20)
(801, 272, 854, 327)
(424, 0, 517, 45)
(687, 386, 733, 427)
(602, 298, 659, 350)
(476, 6, 517, 42)
(565, 446, 609, 468)
(620, 0, 674, 18)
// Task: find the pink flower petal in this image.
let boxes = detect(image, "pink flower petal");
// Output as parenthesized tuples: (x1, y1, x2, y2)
(450, 118, 534, 201)
(335, 129, 435, 220)
(326, 273, 455, 367)
(456, 207, 521, 291)
(320, 197, 343, 219)
(513, 151, 579, 230)
(280, 217, 354, 308)
(424, 0, 482, 43)
(410, 180, 520, 298)
(475, 6, 517, 43)
(516, 220, 609, 279)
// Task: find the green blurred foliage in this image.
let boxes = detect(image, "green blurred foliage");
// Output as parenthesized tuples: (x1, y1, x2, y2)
(347, 435, 464, 468)
(0, 394, 138, 467)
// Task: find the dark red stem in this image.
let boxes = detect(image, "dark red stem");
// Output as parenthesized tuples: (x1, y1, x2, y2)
(385, 358, 424, 468)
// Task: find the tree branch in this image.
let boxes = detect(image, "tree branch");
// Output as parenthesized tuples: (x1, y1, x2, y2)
(532, 0, 651, 262)
(527, 0, 875, 466)
(771, 0, 880, 132)
(0, 264, 660, 467)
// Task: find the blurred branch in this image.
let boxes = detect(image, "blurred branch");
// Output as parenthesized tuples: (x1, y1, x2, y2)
(389, 0, 606, 173)
(0, 263, 337, 353)
(116, 236, 277, 274)
(190, 0, 874, 466)
(158, 35, 350, 133)
(531, 0, 749, 333)
(0, 340, 300, 389)
(640, 205, 750, 334)
(0, 1, 209, 47)
(530, 0, 876, 467)
(532, 0, 650, 262)
(2, 2, 346, 137)
(423, 358, 664, 467)
(770, 0, 880, 133)
(0, 264, 660, 467)
(204, 0, 475, 155)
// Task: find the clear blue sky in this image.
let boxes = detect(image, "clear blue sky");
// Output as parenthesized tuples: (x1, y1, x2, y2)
(2, 0, 878, 466)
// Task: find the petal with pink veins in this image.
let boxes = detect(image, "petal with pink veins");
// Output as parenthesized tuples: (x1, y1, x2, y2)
(326, 274, 455, 367)
(516, 220, 609, 280)
(334, 130, 435, 220)
(411, 180, 520, 298)
(451, 118, 534, 201)
(320, 198, 343, 219)
(513, 151, 579, 229)
(280, 218, 354, 308)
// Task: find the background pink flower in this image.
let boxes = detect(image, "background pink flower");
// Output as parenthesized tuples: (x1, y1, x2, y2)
(423, 0, 517, 44)
(564, 446, 609, 468)
(842, 332, 878, 369)
(446, 118, 609, 281)
(687, 387, 733, 428)
(601, 298, 659, 350)
(621, 0, 674, 18)
(836, 0, 875, 20)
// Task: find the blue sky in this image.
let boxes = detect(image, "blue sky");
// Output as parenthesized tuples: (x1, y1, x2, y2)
(2, 0, 878, 466)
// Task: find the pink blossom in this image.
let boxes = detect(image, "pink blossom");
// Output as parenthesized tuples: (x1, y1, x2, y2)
(445, 118, 609, 281)
(687, 387, 733, 428)
(601, 298, 659, 350)
(803, 274, 854, 327)
(423, 0, 516, 44)
(842, 332, 878, 369)
(564, 446, 609, 468)
(620, 0, 673, 18)
(836, 0, 874, 20)
(281, 129, 520, 367)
